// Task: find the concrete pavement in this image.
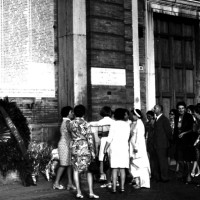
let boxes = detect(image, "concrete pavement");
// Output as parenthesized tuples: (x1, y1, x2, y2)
(0, 169, 200, 200)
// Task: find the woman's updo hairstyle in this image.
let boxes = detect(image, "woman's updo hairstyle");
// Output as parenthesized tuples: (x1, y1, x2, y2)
(131, 109, 143, 119)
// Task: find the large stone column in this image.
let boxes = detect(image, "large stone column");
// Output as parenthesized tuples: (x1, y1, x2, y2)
(145, 1, 156, 111)
(58, 0, 87, 109)
(72, 0, 87, 106)
(132, 0, 141, 109)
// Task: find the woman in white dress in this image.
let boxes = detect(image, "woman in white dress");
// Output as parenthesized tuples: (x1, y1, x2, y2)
(129, 109, 151, 189)
(104, 108, 130, 193)
(98, 106, 113, 187)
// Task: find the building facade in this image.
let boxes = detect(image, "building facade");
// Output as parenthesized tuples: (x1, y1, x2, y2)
(1, 0, 200, 143)
(144, 0, 200, 115)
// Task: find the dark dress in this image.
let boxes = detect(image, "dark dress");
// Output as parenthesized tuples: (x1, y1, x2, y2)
(145, 120, 154, 155)
(192, 117, 200, 162)
(174, 112, 197, 162)
(145, 120, 155, 179)
(168, 118, 176, 159)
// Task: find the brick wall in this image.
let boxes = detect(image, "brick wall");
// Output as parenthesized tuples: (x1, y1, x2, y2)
(5, 0, 60, 143)
(87, 0, 134, 121)
(3, 0, 147, 140)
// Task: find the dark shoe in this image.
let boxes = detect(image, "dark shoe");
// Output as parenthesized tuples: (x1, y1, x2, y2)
(89, 194, 99, 199)
(120, 189, 125, 193)
(111, 189, 116, 193)
(185, 180, 192, 185)
(161, 179, 169, 183)
(133, 184, 141, 189)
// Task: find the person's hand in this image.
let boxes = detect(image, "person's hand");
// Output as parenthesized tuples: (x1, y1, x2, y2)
(91, 152, 95, 159)
(194, 138, 200, 146)
(178, 133, 184, 138)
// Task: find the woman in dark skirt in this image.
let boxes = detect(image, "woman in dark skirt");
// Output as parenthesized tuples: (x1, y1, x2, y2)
(174, 102, 196, 183)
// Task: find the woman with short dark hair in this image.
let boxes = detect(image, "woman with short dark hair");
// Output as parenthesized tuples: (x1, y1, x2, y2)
(53, 106, 75, 190)
(174, 101, 195, 183)
(70, 104, 99, 199)
(190, 105, 200, 178)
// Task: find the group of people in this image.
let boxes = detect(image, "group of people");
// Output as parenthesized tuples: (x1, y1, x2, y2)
(98, 106, 150, 192)
(52, 101, 200, 199)
(146, 101, 200, 185)
(53, 104, 152, 199)
(53, 104, 99, 199)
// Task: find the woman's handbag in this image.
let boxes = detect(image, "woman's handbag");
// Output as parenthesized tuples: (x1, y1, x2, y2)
(103, 152, 110, 173)
(88, 157, 100, 174)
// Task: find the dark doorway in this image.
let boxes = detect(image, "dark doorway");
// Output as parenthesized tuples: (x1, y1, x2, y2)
(154, 13, 197, 116)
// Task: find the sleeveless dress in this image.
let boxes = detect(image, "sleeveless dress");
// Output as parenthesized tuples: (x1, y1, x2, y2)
(107, 120, 130, 168)
(58, 118, 72, 166)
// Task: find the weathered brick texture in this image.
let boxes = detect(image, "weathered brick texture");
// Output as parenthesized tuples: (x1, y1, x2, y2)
(87, 0, 134, 121)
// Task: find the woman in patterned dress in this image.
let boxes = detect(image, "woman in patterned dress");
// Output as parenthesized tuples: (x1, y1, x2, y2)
(70, 104, 99, 199)
(53, 106, 76, 190)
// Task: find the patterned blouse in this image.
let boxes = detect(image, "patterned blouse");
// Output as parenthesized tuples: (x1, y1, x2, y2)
(70, 117, 95, 172)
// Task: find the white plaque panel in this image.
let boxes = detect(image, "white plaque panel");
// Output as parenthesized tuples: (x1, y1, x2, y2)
(91, 67, 126, 86)
(0, 62, 55, 98)
(0, 0, 55, 98)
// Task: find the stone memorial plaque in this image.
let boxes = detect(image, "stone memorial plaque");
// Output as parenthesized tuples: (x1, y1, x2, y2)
(91, 67, 126, 86)
(0, 0, 55, 97)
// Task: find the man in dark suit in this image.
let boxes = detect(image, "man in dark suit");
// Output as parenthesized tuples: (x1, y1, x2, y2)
(152, 104, 172, 182)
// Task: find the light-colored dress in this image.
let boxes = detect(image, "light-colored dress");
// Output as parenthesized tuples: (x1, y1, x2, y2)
(129, 119, 151, 188)
(98, 117, 114, 161)
(58, 117, 72, 166)
(107, 120, 130, 168)
(70, 117, 95, 172)
(88, 121, 99, 154)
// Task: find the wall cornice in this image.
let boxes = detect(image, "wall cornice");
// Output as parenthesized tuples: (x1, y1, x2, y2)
(148, 0, 200, 7)
(147, 0, 200, 19)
